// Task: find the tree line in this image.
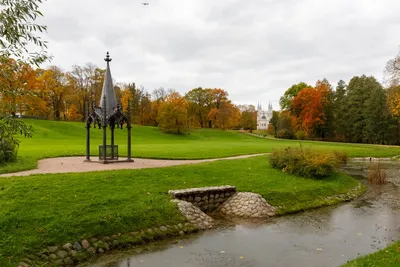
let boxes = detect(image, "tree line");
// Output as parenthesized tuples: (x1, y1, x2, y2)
(268, 50, 400, 145)
(0, 59, 261, 133)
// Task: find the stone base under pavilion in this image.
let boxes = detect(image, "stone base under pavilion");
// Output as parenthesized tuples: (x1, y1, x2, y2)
(83, 158, 134, 164)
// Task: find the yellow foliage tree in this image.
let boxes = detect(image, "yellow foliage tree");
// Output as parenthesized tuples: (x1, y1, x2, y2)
(387, 86, 400, 144)
(66, 104, 82, 121)
(157, 92, 188, 134)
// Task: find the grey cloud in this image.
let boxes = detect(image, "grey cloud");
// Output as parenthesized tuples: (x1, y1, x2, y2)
(38, 0, 400, 110)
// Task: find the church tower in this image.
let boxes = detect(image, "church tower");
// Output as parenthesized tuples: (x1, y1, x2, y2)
(257, 102, 273, 130)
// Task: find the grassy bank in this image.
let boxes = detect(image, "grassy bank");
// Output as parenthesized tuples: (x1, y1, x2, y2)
(2, 119, 400, 174)
(0, 155, 362, 266)
(342, 241, 400, 266)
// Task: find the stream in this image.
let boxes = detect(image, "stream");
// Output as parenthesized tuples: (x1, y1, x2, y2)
(86, 160, 400, 267)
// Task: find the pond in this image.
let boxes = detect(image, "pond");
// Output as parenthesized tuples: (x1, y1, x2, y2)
(85, 160, 400, 267)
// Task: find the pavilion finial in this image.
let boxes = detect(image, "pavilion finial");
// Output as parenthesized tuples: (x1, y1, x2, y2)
(104, 51, 112, 63)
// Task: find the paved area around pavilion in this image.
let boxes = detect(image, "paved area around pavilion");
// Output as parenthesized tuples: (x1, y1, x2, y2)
(0, 154, 266, 177)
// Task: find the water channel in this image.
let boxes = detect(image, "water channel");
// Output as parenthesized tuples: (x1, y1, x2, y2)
(86, 160, 400, 267)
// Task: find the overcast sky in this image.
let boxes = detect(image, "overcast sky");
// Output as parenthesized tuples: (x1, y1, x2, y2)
(37, 0, 400, 109)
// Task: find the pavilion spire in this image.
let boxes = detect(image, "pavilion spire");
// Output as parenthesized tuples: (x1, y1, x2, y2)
(99, 52, 118, 116)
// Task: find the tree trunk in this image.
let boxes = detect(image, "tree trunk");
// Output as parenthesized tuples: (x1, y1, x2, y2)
(397, 119, 400, 145)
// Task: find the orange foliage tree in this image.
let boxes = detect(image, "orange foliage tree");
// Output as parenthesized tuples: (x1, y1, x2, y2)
(292, 82, 331, 138)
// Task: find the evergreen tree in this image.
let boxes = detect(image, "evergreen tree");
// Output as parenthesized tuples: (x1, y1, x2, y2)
(333, 80, 347, 140)
(345, 75, 383, 143)
(319, 78, 335, 140)
(364, 87, 388, 144)
(269, 111, 279, 137)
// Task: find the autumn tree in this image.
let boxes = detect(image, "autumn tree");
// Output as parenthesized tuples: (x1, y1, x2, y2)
(279, 82, 310, 110)
(66, 63, 105, 120)
(150, 87, 168, 126)
(38, 66, 68, 120)
(138, 86, 152, 125)
(292, 88, 324, 138)
(158, 92, 188, 134)
(277, 111, 295, 139)
(66, 104, 82, 121)
(185, 87, 212, 128)
(206, 89, 239, 129)
(387, 86, 400, 144)
(384, 48, 400, 87)
(208, 101, 239, 130)
(269, 111, 279, 137)
(0, 0, 49, 163)
(239, 105, 257, 132)
(0, 58, 37, 116)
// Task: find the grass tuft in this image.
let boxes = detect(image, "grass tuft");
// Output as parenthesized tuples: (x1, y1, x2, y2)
(368, 162, 387, 185)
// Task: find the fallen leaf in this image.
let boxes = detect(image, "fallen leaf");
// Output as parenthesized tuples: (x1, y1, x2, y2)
(180, 246, 183, 248)
(357, 233, 362, 236)
(317, 248, 323, 251)
(239, 256, 244, 259)
(220, 251, 225, 253)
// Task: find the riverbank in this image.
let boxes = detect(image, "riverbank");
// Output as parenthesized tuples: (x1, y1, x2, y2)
(0, 155, 364, 266)
(342, 241, 400, 266)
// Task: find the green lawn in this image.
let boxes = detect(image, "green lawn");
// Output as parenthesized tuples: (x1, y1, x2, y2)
(342, 241, 400, 267)
(0, 156, 362, 267)
(2, 119, 400, 174)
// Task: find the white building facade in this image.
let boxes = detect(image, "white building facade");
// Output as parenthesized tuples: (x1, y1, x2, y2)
(256, 102, 273, 130)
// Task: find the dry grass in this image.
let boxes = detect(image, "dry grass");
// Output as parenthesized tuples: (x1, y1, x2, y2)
(334, 151, 348, 164)
(368, 162, 387, 185)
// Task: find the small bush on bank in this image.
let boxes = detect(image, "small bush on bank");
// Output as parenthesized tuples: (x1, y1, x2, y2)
(368, 163, 387, 184)
(269, 146, 340, 179)
(0, 138, 18, 164)
(333, 151, 348, 164)
(295, 130, 306, 140)
(277, 129, 293, 139)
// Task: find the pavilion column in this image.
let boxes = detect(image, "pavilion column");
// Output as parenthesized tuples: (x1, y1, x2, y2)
(85, 102, 90, 161)
(102, 96, 107, 162)
(111, 125, 115, 159)
(86, 123, 90, 161)
(127, 99, 132, 161)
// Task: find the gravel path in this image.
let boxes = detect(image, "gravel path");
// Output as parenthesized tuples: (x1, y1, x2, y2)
(0, 154, 267, 177)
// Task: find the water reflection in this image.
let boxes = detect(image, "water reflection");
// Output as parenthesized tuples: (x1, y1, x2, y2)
(86, 160, 400, 267)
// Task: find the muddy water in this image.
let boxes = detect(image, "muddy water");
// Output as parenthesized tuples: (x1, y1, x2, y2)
(86, 160, 400, 267)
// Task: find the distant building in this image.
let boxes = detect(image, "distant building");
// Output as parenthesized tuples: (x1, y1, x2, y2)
(256, 102, 273, 130)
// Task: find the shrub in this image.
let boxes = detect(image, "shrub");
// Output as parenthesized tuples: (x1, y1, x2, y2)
(277, 129, 293, 139)
(368, 163, 387, 185)
(333, 151, 348, 164)
(0, 138, 18, 164)
(295, 130, 306, 140)
(269, 146, 339, 179)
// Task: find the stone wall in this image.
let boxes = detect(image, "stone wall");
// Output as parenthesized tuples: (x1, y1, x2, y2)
(168, 186, 236, 212)
(19, 223, 197, 267)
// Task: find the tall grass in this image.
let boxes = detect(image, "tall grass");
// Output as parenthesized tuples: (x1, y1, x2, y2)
(368, 162, 387, 184)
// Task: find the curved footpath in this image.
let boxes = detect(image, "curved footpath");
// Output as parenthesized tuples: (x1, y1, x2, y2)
(0, 153, 267, 177)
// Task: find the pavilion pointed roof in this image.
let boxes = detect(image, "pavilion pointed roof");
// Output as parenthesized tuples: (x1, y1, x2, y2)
(99, 52, 118, 116)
